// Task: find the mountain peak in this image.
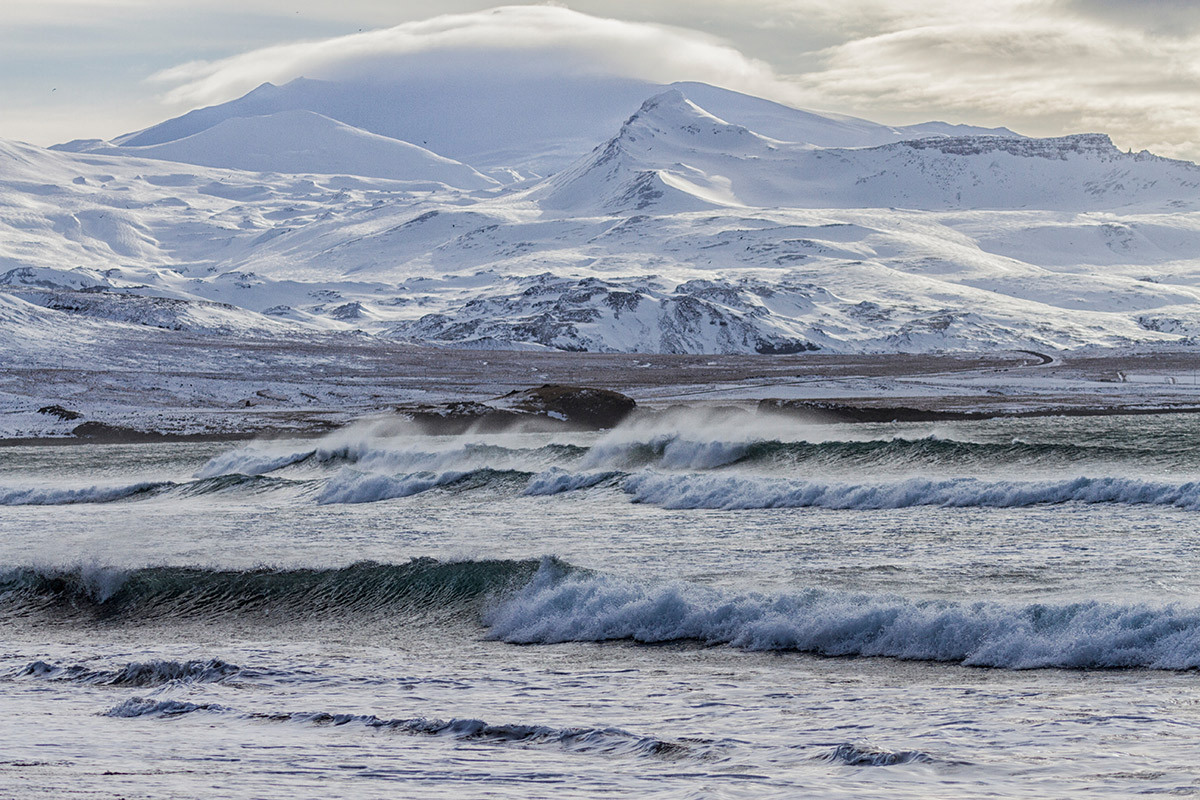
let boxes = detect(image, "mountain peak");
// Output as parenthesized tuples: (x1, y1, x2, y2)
(632, 88, 691, 114)
(613, 89, 780, 157)
(625, 89, 749, 131)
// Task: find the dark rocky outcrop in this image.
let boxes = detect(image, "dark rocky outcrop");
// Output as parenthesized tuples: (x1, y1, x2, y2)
(37, 405, 81, 420)
(494, 384, 637, 429)
(72, 421, 167, 443)
(396, 385, 637, 434)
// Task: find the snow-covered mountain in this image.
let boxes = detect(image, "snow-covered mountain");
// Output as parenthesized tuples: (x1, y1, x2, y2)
(7, 80, 1200, 357)
(87, 75, 662, 181)
(55, 77, 1020, 183)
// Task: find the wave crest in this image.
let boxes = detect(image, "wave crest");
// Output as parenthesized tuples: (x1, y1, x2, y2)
(0, 558, 550, 623)
(316, 468, 531, 504)
(0, 481, 171, 506)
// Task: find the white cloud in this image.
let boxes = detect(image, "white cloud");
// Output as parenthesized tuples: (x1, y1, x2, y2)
(14, 1, 1200, 159)
(789, 1, 1200, 157)
(151, 5, 799, 109)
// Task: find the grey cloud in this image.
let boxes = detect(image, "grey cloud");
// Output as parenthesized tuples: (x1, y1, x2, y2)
(1063, 0, 1200, 35)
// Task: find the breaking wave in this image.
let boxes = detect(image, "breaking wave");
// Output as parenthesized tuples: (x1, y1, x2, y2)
(317, 467, 533, 504)
(622, 473, 1200, 511)
(196, 440, 586, 479)
(737, 437, 1175, 471)
(169, 428, 1200, 508)
(523, 468, 624, 496)
(578, 433, 1175, 472)
(11, 555, 1200, 670)
(0, 481, 171, 505)
(485, 565, 1200, 670)
(195, 428, 1177, 485)
(0, 558, 550, 623)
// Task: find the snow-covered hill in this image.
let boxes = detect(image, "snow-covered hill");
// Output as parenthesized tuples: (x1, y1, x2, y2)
(94, 75, 661, 181)
(57, 110, 498, 189)
(6, 81, 1200, 358)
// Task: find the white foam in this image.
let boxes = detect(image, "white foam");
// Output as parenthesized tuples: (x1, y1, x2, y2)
(486, 568, 1200, 669)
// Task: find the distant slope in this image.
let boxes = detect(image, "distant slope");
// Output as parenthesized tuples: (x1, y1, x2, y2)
(58, 110, 497, 189)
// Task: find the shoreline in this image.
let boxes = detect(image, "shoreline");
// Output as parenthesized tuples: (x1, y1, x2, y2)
(7, 397, 1200, 448)
(6, 343, 1200, 445)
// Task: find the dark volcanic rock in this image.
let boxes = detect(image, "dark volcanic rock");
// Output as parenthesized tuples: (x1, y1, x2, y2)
(494, 384, 637, 429)
(72, 421, 167, 442)
(396, 385, 637, 433)
(37, 405, 81, 420)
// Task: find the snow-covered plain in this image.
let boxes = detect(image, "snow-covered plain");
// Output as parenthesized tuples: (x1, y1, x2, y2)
(4, 75, 1200, 436)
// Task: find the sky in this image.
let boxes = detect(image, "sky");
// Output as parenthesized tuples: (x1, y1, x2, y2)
(4, 0, 1200, 159)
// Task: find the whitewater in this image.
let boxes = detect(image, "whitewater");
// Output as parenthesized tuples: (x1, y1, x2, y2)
(4, 410, 1200, 797)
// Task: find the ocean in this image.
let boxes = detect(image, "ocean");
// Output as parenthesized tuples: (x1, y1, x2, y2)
(3, 410, 1200, 798)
